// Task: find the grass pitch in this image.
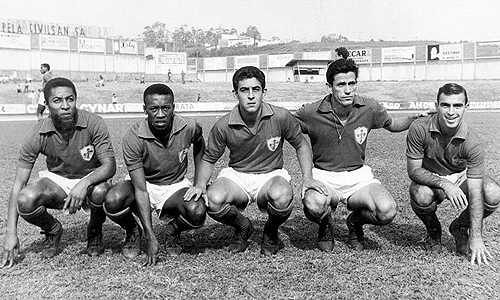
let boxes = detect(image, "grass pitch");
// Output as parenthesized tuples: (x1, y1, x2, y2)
(0, 80, 500, 299)
(0, 112, 499, 299)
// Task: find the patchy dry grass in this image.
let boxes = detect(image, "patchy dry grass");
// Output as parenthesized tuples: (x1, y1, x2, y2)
(0, 109, 499, 299)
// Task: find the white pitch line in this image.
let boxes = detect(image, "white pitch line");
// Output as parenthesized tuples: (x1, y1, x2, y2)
(0, 111, 226, 122)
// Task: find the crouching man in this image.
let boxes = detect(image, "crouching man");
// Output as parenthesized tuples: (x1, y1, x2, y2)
(1, 77, 116, 268)
(406, 83, 500, 265)
(104, 84, 206, 266)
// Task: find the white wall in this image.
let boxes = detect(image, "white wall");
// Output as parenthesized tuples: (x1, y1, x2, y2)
(475, 59, 500, 79)
(425, 61, 463, 80)
(267, 68, 292, 82)
(113, 55, 139, 73)
(79, 53, 106, 72)
(3, 46, 500, 82)
(0, 49, 31, 70)
(380, 64, 416, 81)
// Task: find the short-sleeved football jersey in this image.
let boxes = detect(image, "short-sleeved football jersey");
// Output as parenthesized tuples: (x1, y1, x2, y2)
(18, 108, 115, 179)
(296, 94, 392, 172)
(406, 114, 484, 179)
(122, 115, 203, 185)
(203, 102, 304, 174)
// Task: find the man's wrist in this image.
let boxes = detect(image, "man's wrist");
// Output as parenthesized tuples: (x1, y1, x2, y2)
(145, 233, 157, 241)
(469, 233, 482, 241)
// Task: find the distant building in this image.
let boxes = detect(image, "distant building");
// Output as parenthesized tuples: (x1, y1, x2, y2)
(256, 39, 284, 47)
(219, 34, 253, 48)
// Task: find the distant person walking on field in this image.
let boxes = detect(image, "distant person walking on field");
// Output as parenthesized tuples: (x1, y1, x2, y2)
(28, 90, 37, 105)
(167, 70, 172, 82)
(96, 75, 105, 87)
(24, 74, 32, 93)
(37, 63, 55, 121)
(406, 83, 500, 266)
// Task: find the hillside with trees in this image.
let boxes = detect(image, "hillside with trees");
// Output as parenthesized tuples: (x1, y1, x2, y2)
(141, 22, 447, 58)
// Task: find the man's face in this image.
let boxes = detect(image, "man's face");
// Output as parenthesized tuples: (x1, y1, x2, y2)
(327, 71, 357, 108)
(233, 77, 266, 115)
(40, 66, 47, 74)
(144, 94, 174, 132)
(48, 86, 77, 133)
(436, 93, 467, 131)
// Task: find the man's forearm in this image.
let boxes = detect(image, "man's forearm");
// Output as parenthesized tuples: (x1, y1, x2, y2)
(5, 188, 21, 236)
(194, 160, 215, 188)
(408, 167, 449, 190)
(192, 144, 205, 184)
(295, 143, 314, 180)
(388, 116, 417, 132)
(468, 183, 484, 240)
(6, 169, 32, 236)
(84, 159, 116, 187)
(134, 190, 155, 238)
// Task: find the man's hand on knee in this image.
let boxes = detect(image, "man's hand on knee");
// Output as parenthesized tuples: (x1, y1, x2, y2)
(442, 183, 468, 209)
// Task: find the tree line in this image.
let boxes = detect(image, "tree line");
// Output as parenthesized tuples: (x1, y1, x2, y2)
(141, 22, 442, 59)
(142, 23, 262, 51)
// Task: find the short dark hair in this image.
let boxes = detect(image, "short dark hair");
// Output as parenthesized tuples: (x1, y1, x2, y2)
(232, 66, 266, 91)
(437, 83, 468, 104)
(143, 83, 174, 103)
(326, 59, 359, 85)
(41, 63, 51, 71)
(335, 47, 349, 59)
(44, 77, 77, 100)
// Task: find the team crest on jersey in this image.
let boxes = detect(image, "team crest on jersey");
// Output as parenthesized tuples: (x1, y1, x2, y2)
(178, 148, 189, 163)
(354, 126, 368, 144)
(80, 145, 95, 161)
(266, 136, 281, 152)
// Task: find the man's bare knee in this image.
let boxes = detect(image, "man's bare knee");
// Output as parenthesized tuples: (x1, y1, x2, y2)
(303, 190, 329, 218)
(206, 187, 228, 210)
(17, 188, 39, 213)
(483, 176, 500, 207)
(378, 204, 397, 225)
(104, 188, 127, 212)
(184, 200, 206, 226)
(410, 182, 435, 207)
(267, 183, 293, 208)
(89, 182, 111, 206)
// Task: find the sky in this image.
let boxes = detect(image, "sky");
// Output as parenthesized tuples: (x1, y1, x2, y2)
(1, 0, 499, 43)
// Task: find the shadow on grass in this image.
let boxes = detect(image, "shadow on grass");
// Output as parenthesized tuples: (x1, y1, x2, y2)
(370, 217, 464, 252)
(20, 222, 132, 258)
(165, 222, 238, 255)
(19, 218, 273, 258)
(21, 222, 88, 258)
(281, 215, 386, 251)
(17, 213, 437, 260)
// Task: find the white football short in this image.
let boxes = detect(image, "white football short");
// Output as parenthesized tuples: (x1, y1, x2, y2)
(312, 165, 381, 204)
(125, 175, 192, 216)
(217, 167, 291, 204)
(438, 169, 467, 186)
(39, 170, 90, 195)
(38, 170, 93, 214)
